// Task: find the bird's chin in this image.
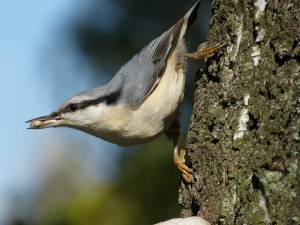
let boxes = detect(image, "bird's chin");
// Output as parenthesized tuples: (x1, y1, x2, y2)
(26, 114, 65, 129)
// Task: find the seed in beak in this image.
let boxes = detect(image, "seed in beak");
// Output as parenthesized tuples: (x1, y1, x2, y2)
(30, 120, 42, 128)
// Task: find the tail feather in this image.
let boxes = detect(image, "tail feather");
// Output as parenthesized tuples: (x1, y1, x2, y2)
(185, 0, 201, 30)
(179, 0, 201, 38)
(146, 1, 201, 63)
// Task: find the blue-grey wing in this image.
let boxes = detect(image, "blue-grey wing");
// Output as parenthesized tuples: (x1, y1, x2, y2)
(107, 1, 200, 107)
(109, 21, 183, 107)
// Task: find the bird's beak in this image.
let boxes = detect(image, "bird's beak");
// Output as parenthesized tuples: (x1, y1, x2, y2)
(26, 113, 62, 129)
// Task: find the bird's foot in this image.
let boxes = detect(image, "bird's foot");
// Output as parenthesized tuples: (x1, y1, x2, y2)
(174, 149, 193, 183)
(186, 41, 226, 61)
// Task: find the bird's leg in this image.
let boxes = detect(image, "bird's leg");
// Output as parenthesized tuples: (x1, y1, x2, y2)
(165, 120, 193, 183)
(186, 42, 226, 61)
(173, 144, 193, 183)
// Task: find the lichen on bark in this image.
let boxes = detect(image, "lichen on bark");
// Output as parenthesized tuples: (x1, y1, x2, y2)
(179, 0, 300, 224)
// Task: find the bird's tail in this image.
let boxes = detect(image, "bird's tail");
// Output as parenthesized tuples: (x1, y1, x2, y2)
(179, 0, 201, 38)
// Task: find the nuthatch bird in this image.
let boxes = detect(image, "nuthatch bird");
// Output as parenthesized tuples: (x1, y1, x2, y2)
(27, 1, 223, 182)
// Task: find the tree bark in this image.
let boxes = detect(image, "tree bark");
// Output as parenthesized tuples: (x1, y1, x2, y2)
(179, 0, 300, 224)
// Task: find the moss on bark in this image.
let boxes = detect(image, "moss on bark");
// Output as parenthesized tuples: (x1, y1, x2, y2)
(179, 0, 300, 224)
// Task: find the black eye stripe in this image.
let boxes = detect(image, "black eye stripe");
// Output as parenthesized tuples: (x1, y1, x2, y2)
(79, 97, 106, 109)
(62, 90, 121, 113)
(105, 90, 121, 105)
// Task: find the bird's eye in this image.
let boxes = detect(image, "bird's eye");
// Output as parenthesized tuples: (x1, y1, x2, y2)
(68, 103, 78, 112)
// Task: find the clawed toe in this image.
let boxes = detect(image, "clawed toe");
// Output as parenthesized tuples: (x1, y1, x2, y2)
(174, 149, 194, 183)
(177, 162, 194, 183)
(186, 41, 226, 61)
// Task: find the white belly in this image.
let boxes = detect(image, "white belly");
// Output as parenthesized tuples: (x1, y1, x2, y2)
(124, 48, 186, 145)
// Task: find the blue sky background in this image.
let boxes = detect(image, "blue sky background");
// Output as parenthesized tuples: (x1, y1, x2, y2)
(0, 0, 120, 222)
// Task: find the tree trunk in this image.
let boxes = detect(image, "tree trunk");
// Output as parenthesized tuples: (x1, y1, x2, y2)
(179, 0, 300, 224)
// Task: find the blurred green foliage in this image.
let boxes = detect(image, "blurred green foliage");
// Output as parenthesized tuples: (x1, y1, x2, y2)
(30, 138, 181, 225)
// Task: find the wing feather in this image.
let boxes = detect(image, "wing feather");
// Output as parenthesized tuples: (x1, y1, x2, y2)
(108, 1, 200, 107)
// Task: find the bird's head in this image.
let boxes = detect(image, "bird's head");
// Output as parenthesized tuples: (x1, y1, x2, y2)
(27, 86, 122, 132)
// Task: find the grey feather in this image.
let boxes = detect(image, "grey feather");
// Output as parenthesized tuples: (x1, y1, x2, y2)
(106, 1, 201, 107)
